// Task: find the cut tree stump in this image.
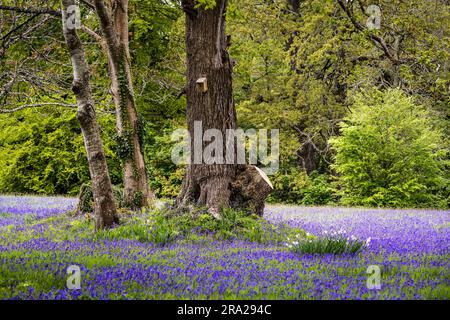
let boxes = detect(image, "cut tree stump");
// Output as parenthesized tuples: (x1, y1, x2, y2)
(230, 165, 274, 216)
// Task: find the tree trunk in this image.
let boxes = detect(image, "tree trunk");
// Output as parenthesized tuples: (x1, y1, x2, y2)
(62, 0, 118, 230)
(94, 0, 153, 208)
(178, 0, 272, 217)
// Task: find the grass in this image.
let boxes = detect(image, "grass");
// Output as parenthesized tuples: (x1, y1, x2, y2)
(75, 206, 308, 246)
(0, 196, 448, 300)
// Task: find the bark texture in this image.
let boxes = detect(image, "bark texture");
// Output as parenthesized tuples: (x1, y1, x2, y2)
(94, 0, 153, 208)
(62, 0, 118, 230)
(178, 0, 272, 217)
(231, 166, 273, 216)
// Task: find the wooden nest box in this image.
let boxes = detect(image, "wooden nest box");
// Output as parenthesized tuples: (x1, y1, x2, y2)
(196, 77, 208, 93)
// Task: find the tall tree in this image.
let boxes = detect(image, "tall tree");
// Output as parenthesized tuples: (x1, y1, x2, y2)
(61, 0, 118, 229)
(93, 0, 153, 208)
(178, 0, 272, 217)
(177, 0, 236, 217)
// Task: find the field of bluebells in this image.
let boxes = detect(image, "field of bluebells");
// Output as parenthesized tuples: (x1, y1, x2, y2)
(0, 195, 448, 300)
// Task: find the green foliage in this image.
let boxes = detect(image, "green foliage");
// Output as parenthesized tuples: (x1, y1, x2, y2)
(330, 89, 448, 208)
(113, 131, 133, 161)
(0, 109, 88, 195)
(287, 232, 367, 255)
(268, 168, 336, 205)
(194, 0, 217, 10)
(0, 108, 122, 196)
(0, 0, 448, 210)
(301, 173, 337, 206)
(143, 121, 185, 199)
(87, 206, 306, 246)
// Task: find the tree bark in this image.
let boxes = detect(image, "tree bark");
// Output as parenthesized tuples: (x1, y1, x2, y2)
(93, 0, 153, 208)
(177, 0, 272, 217)
(62, 0, 118, 230)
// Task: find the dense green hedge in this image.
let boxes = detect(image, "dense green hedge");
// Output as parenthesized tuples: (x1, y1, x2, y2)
(330, 89, 449, 209)
(0, 108, 121, 196)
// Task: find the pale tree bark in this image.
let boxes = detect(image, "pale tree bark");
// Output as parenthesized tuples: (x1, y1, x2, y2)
(177, 0, 272, 217)
(93, 0, 153, 209)
(62, 0, 118, 230)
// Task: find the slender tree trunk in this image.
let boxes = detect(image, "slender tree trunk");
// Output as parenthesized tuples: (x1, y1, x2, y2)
(178, 0, 272, 217)
(94, 0, 153, 208)
(62, 0, 118, 230)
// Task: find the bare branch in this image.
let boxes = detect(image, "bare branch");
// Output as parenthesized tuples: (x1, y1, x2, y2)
(0, 5, 61, 17)
(0, 102, 77, 113)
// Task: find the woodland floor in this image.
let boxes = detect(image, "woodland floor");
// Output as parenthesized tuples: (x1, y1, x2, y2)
(0, 196, 449, 299)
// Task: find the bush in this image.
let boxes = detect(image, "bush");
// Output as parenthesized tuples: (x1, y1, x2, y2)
(0, 108, 122, 196)
(286, 230, 369, 255)
(330, 89, 448, 208)
(143, 121, 184, 199)
(301, 172, 337, 205)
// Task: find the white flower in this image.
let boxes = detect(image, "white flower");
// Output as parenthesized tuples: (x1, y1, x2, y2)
(350, 235, 357, 241)
(366, 237, 372, 246)
(292, 241, 299, 246)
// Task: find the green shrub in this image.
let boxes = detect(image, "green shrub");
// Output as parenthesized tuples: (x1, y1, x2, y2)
(267, 168, 309, 204)
(301, 172, 337, 205)
(287, 230, 368, 255)
(144, 121, 184, 199)
(330, 89, 448, 209)
(0, 108, 122, 196)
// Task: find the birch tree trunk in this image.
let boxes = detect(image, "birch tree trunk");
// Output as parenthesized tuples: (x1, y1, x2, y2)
(62, 0, 118, 230)
(94, 0, 153, 208)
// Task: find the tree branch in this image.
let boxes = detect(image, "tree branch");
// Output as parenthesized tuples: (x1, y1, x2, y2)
(336, 0, 401, 64)
(0, 102, 77, 113)
(80, 24, 105, 46)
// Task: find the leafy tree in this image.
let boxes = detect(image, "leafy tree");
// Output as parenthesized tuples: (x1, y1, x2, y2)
(0, 107, 121, 196)
(330, 89, 448, 208)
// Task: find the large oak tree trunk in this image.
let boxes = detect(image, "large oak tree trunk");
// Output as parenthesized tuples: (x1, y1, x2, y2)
(94, 0, 153, 208)
(178, 0, 272, 217)
(177, 0, 236, 218)
(62, 0, 118, 230)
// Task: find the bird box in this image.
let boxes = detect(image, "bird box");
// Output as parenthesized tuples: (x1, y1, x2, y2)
(196, 77, 208, 93)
